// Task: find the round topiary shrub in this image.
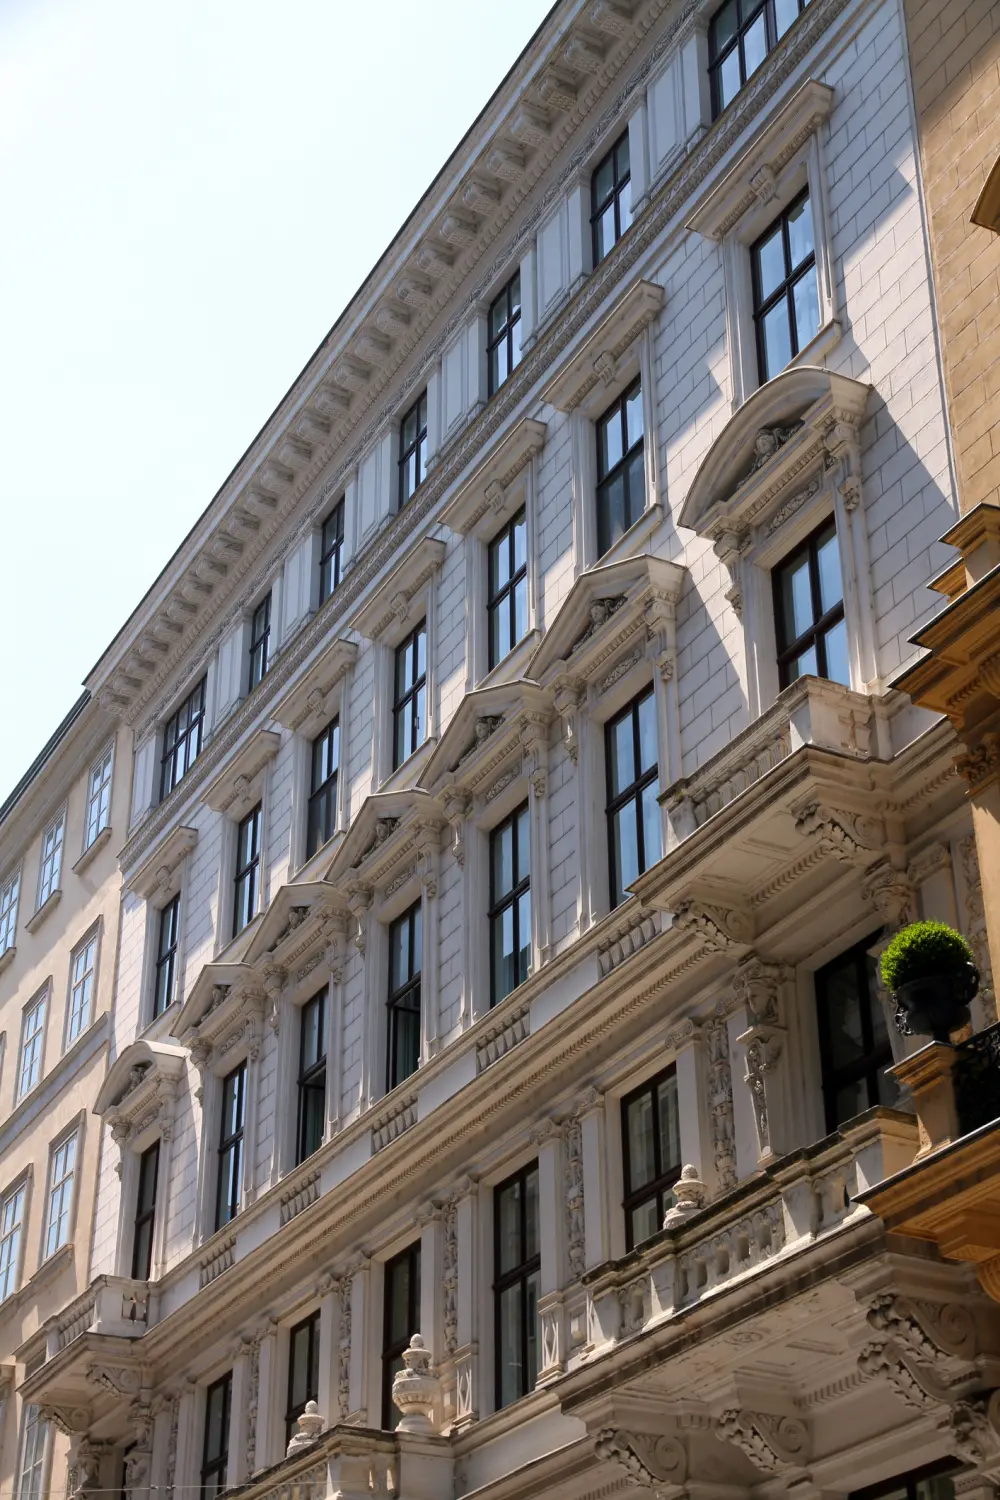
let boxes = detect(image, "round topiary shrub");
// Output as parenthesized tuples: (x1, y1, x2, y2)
(880, 921, 975, 992)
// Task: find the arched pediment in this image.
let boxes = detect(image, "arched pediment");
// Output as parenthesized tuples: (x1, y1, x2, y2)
(95, 1039, 188, 1119)
(679, 368, 871, 540)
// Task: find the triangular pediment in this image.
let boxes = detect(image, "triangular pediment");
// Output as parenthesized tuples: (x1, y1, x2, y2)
(242, 881, 349, 967)
(325, 788, 444, 892)
(419, 680, 552, 797)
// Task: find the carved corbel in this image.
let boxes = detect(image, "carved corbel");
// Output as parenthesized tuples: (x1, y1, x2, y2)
(346, 885, 372, 954)
(793, 801, 884, 864)
(520, 714, 551, 797)
(861, 860, 915, 931)
(673, 898, 753, 952)
(441, 790, 471, 868)
(260, 963, 287, 1034)
(716, 1409, 810, 1475)
(733, 955, 790, 1161)
(594, 1429, 688, 1490)
(552, 674, 585, 766)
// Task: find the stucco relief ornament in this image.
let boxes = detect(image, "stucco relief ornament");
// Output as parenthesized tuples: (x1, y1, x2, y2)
(716, 1409, 809, 1474)
(572, 595, 627, 650)
(594, 1429, 687, 1489)
(741, 422, 803, 481)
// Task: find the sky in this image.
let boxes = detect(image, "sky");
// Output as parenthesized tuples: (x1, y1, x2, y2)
(0, 0, 555, 802)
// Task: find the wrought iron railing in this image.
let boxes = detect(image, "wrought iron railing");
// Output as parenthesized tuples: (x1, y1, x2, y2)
(955, 1020, 1000, 1135)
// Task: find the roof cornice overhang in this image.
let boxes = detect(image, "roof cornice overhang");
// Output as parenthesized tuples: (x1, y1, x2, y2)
(678, 367, 871, 539)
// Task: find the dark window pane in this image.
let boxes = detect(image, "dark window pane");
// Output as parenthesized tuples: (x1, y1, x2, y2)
(756, 223, 786, 301)
(743, 10, 767, 74)
(761, 299, 793, 379)
(792, 269, 820, 351)
(787, 193, 815, 267)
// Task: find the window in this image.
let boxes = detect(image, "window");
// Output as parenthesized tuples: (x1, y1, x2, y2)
(490, 805, 531, 1007)
(398, 392, 428, 507)
(387, 904, 421, 1092)
(200, 1373, 231, 1499)
(319, 498, 346, 604)
(232, 804, 262, 938)
(494, 1163, 540, 1409)
(153, 895, 180, 1018)
(487, 511, 528, 670)
(307, 719, 340, 858)
(67, 933, 97, 1045)
(849, 1464, 957, 1500)
(605, 688, 661, 908)
(16, 1406, 46, 1500)
(488, 273, 522, 396)
(215, 1062, 246, 1230)
(85, 744, 114, 849)
(752, 190, 819, 382)
(296, 989, 327, 1164)
(285, 1311, 321, 1446)
(131, 1141, 159, 1280)
(591, 131, 632, 266)
(37, 814, 64, 907)
(596, 378, 645, 557)
(381, 1242, 420, 1428)
(160, 678, 207, 800)
(622, 1068, 681, 1250)
(0, 1183, 25, 1301)
(16, 995, 46, 1102)
(392, 624, 427, 770)
(709, 0, 810, 116)
(44, 1131, 76, 1258)
(815, 936, 899, 1133)
(0, 870, 20, 955)
(248, 593, 271, 692)
(774, 518, 849, 688)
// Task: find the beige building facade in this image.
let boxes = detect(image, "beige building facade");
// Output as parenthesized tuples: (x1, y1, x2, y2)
(0, 697, 130, 1500)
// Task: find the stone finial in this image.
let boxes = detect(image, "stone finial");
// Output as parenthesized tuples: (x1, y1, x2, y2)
(662, 1164, 707, 1226)
(391, 1334, 440, 1434)
(286, 1399, 324, 1456)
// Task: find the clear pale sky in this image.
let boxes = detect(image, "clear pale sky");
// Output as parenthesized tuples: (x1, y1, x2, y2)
(0, 0, 554, 802)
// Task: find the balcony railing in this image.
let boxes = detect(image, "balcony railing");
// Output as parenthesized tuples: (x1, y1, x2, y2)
(955, 1020, 1000, 1135)
(46, 1276, 149, 1358)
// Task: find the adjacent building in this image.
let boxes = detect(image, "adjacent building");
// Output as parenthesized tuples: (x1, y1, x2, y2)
(10, 0, 1000, 1498)
(0, 696, 131, 1500)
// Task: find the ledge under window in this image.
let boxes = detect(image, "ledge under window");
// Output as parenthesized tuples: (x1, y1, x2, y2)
(25, 889, 61, 934)
(73, 824, 113, 875)
(0, 946, 15, 977)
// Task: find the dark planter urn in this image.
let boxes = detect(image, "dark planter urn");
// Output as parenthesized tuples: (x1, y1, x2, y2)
(892, 963, 980, 1042)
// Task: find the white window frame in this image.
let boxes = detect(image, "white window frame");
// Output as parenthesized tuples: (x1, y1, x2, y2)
(16, 992, 47, 1103)
(0, 1176, 28, 1302)
(43, 1127, 79, 1260)
(84, 742, 114, 851)
(16, 1404, 48, 1500)
(66, 927, 100, 1048)
(0, 868, 20, 957)
(36, 811, 65, 910)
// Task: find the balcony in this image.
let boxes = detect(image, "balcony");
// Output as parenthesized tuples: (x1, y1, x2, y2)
(45, 1275, 149, 1358)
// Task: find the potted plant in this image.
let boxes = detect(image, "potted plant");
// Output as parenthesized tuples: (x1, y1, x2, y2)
(880, 920, 979, 1042)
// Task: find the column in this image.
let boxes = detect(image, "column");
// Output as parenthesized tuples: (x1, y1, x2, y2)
(317, 1275, 342, 1428)
(254, 1325, 278, 1471)
(731, 958, 792, 1169)
(418, 1204, 443, 1429)
(123, 1403, 152, 1500)
(172, 1381, 198, 1500)
(534, 1120, 565, 1385)
(519, 243, 538, 350)
(452, 1179, 479, 1430)
(678, 18, 711, 147)
(672, 1020, 715, 1195)
(567, 176, 590, 288)
(347, 1256, 370, 1423)
(227, 1346, 252, 1486)
(418, 827, 442, 1059)
(149, 1397, 174, 1500)
(523, 718, 553, 963)
(322, 921, 348, 1136)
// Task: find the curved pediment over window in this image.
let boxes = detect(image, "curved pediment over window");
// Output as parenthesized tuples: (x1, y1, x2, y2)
(679, 367, 871, 541)
(94, 1039, 188, 1133)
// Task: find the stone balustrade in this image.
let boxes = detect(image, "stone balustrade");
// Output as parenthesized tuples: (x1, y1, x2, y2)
(46, 1275, 149, 1357)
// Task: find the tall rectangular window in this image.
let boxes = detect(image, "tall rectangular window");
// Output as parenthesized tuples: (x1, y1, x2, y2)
(622, 1068, 681, 1249)
(393, 624, 427, 770)
(17, 994, 46, 1102)
(591, 131, 631, 265)
(307, 719, 339, 858)
(84, 744, 114, 849)
(0, 1183, 25, 1301)
(248, 593, 271, 692)
(66, 933, 97, 1045)
(494, 1163, 540, 1409)
(285, 1311, 321, 1446)
(215, 1062, 246, 1230)
(815, 936, 898, 1133)
(848, 1464, 957, 1500)
(387, 904, 421, 1092)
(488, 273, 522, 396)
(200, 1373, 232, 1499)
(37, 814, 64, 907)
(490, 804, 531, 1007)
(774, 518, 849, 688)
(44, 1131, 76, 1258)
(596, 378, 645, 557)
(709, 0, 810, 116)
(296, 989, 327, 1164)
(16, 1406, 46, 1500)
(382, 1242, 420, 1428)
(319, 498, 345, 604)
(153, 895, 180, 1018)
(0, 869, 20, 955)
(487, 511, 528, 670)
(752, 190, 819, 382)
(605, 688, 661, 908)
(131, 1141, 160, 1280)
(160, 678, 207, 800)
(398, 392, 428, 507)
(232, 804, 262, 938)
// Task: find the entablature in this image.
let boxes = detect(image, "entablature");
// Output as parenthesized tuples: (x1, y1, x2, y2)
(123, 825, 198, 902)
(175, 961, 267, 1067)
(544, 278, 664, 416)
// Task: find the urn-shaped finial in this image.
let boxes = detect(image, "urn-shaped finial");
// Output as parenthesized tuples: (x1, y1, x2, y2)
(662, 1164, 707, 1226)
(391, 1334, 441, 1433)
(286, 1399, 324, 1456)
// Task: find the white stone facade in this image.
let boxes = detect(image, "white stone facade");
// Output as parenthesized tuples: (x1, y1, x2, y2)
(14, 0, 1000, 1497)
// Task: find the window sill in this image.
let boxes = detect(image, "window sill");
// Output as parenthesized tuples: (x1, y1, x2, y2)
(594, 501, 663, 570)
(0, 945, 15, 977)
(26, 889, 62, 934)
(476, 630, 542, 690)
(30, 1240, 74, 1290)
(788, 317, 841, 373)
(139, 999, 182, 1044)
(377, 736, 437, 794)
(73, 824, 112, 875)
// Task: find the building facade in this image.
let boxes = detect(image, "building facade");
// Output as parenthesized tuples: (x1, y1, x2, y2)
(0, 697, 131, 1500)
(16, 0, 1000, 1497)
